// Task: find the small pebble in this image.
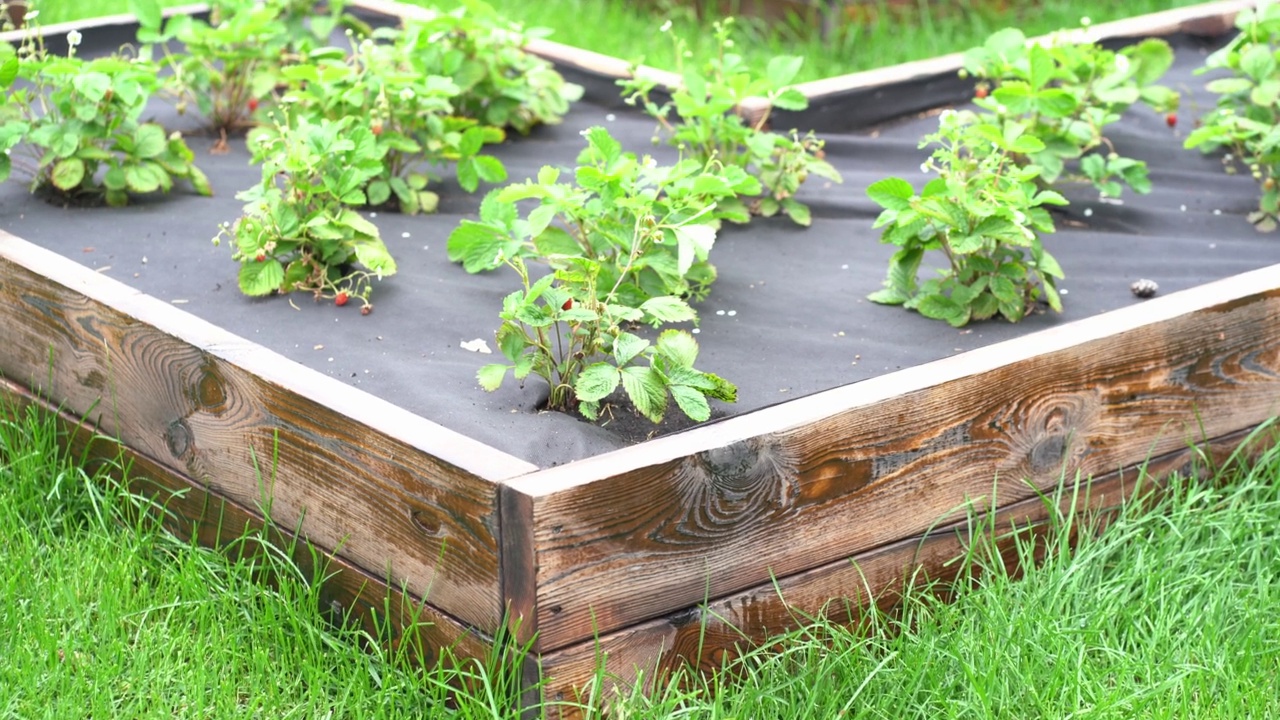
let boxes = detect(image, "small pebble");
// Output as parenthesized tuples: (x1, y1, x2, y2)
(692, 328, 700, 334)
(1180, 204, 1187, 212)
(1083, 208, 1093, 217)
(1131, 278, 1159, 299)
(1061, 288, 1069, 295)
(401, 231, 411, 238)
(370, 212, 378, 218)
(1213, 209, 1222, 215)
(606, 113, 616, 122)
(716, 310, 725, 315)
(727, 310, 737, 316)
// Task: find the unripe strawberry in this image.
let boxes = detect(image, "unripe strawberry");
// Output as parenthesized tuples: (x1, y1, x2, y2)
(335, 292, 349, 306)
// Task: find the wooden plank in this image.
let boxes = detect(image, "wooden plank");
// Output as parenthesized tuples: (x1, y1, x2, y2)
(536, 424, 1273, 714)
(0, 3, 210, 43)
(0, 231, 537, 633)
(509, 265, 1280, 650)
(0, 375, 495, 668)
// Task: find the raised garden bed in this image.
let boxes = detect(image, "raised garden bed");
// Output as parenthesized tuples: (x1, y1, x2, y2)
(2, 0, 1278, 713)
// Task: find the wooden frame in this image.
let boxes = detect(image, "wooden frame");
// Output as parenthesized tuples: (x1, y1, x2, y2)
(2, 1, 1277, 714)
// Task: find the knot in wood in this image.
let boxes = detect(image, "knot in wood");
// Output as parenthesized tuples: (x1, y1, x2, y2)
(671, 436, 801, 535)
(164, 418, 192, 458)
(191, 356, 228, 414)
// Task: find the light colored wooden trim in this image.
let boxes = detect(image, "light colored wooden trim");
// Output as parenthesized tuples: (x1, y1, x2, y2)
(518, 267, 1280, 648)
(0, 230, 535, 481)
(0, 3, 209, 43)
(792, 0, 1255, 99)
(348, 0, 1250, 104)
(512, 263, 1280, 496)
(0, 230, 528, 632)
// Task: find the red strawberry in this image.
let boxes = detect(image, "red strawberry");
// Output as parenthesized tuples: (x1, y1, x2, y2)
(248, 97, 259, 112)
(370, 120, 384, 136)
(255, 253, 266, 262)
(562, 298, 573, 311)
(1165, 112, 1177, 128)
(335, 292, 349, 307)
(974, 84, 989, 100)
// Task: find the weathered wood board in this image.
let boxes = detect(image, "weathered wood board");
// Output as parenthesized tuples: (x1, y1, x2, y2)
(534, 424, 1275, 708)
(0, 375, 494, 668)
(2, 1, 1278, 715)
(0, 231, 535, 636)
(504, 265, 1280, 650)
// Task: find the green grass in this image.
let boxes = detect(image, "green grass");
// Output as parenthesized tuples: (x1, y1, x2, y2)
(10, 1, 1280, 717)
(29, 0, 1205, 81)
(409, 0, 1207, 83)
(5, 398, 1280, 718)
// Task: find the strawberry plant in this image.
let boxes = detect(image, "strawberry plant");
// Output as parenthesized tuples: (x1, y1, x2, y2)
(1184, 3, 1280, 232)
(867, 110, 1068, 327)
(214, 113, 396, 310)
(448, 126, 757, 305)
(449, 127, 741, 422)
(279, 27, 507, 214)
(620, 18, 841, 226)
(0, 31, 210, 205)
(131, 0, 361, 147)
(963, 27, 1178, 198)
(401, 1, 583, 135)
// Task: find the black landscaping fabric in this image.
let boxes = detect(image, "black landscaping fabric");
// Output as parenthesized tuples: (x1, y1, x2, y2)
(1, 23, 1276, 468)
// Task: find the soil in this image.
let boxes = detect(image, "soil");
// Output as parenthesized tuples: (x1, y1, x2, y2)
(1, 19, 1276, 469)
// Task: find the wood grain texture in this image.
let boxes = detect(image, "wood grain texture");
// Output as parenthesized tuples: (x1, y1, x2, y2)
(535, 425, 1272, 716)
(0, 231, 536, 633)
(511, 265, 1280, 650)
(0, 375, 495, 667)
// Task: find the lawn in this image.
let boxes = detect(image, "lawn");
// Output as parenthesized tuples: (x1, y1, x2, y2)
(6, 1, 1279, 717)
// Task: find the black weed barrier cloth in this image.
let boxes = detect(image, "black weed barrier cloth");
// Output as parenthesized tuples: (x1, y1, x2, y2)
(1, 20, 1275, 467)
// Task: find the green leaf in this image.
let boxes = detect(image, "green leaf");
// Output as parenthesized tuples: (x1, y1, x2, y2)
(72, 72, 112, 103)
(353, 239, 397, 277)
(866, 177, 915, 211)
(575, 363, 620, 403)
(477, 364, 508, 392)
(620, 366, 667, 423)
(581, 126, 622, 164)
(457, 160, 479, 193)
(238, 258, 285, 296)
(471, 155, 507, 184)
(613, 332, 650, 366)
(917, 293, 970, 327)
(766, 55, 805, 89)
(50, 158, 85, 191)
(640, 296, 696, 323)
(129, 0, 163, 30)
(0, 55, 18, 90)
(669, 384, 711, 422)
(447, 221, 510, 273)
(655, 329, 699, 367)
(134, 124, 167, 159)
(781, 198, 811, 226)
(671, 223, 716, 275)
(771, 87, 808, 112)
